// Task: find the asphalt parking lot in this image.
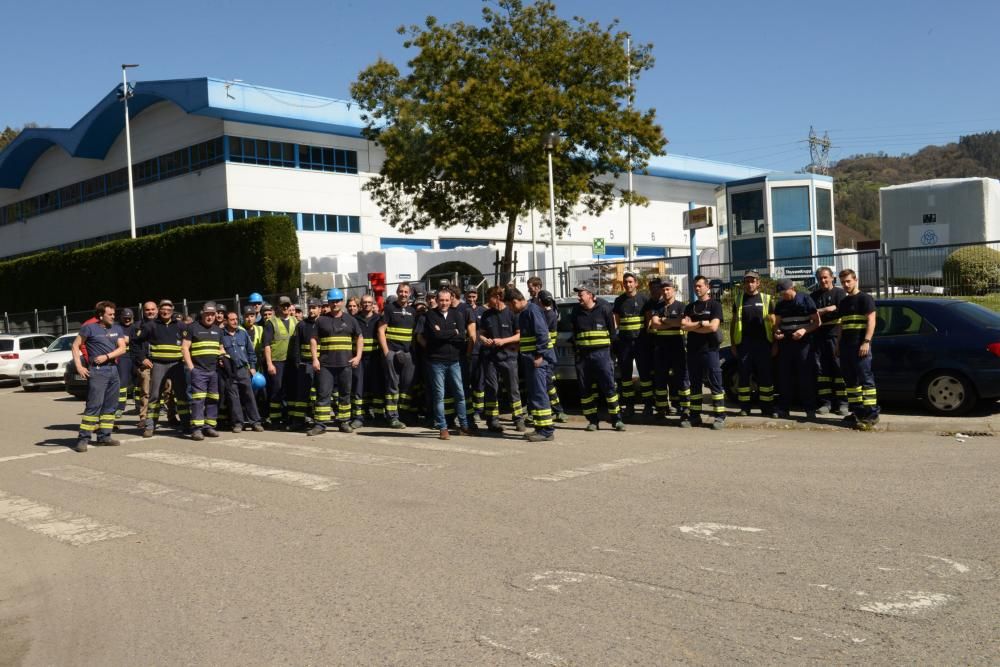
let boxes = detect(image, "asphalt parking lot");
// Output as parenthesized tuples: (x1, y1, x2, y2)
(1, 383, 998, 665)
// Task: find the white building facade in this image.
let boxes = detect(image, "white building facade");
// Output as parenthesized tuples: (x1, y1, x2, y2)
(0, 78, 772, 284)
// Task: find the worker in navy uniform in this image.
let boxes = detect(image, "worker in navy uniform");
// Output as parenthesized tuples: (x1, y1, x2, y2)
(308, 290, 364, 435)
(352, 294, 383, 428)
(213, 305, 231, 428)
(636, 278, 663, 415)
(479, 285, 525, 433)
(571, 284, 625, 432)
(132, 301, 158, 426)
(71, 301, 127, 452)
(288, 298, 321, 431)
(681, 275, 727, 429)
(135, 299, 189, 437)
(262, 296, 298, 427)
(114, 308, 136, 419)
(612, 272, 647, 420)
(536, 290, 568, 423)
(772, 279, 821, 420)
(378, 283, 418, 429)
(730, 270, 776, 416)
(836, 269, 880, 430)
(648, 278, 692, 425)
(458, 286, 486, 426)
(221, 309, 265, 433)
(811, 267, 849, 416)
(181, 302, 225, 441)
(509, 288, 556, 442)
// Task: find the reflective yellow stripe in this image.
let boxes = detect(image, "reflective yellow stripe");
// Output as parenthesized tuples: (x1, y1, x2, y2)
(576, 330, 611, 347)
(619, 315, 643, 332)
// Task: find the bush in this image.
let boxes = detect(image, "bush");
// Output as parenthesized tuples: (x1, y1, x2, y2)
(0, 216, 300, 312)
(942, 245, 1000, 296)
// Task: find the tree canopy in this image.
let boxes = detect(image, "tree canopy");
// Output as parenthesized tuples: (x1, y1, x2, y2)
(351, 0, 667, 279)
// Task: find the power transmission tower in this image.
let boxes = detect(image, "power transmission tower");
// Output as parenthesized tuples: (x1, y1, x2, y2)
(806, 126, 831, 174)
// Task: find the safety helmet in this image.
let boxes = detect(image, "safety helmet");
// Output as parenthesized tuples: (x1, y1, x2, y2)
(326, 288, 345, 302)
(251, 373, 267, 391)
(248, 292, 264, 304)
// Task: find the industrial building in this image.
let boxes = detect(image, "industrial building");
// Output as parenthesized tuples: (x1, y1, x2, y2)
(879, 177, 1000, 251)
(0, 77, 832, 286)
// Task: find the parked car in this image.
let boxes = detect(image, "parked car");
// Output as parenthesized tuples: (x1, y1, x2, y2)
(64, 360, 89, 400)
(0, 333, 57, 380)
(19, 334, 77, 391)
(721, 298, 1000, 416)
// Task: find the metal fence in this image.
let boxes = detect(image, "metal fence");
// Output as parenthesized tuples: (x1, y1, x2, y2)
(887, 239, 1000, 310)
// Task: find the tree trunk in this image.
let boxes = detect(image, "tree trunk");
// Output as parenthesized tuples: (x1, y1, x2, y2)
(500, 210, 518, 286)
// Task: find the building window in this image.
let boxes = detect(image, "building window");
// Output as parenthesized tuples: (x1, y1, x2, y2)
(439, 238, 488, 250)
(773, 235, 813, 268)
(159, 148, 190, 179)
(296, 143, 358, 173)
(381, 238, 432, 250)
(594, 244, 627, 258)
(132, 157, 159, 186)
(635, 245, 668, 258)
(731, 237, 768, 272)
(299, 213, 359, 233)
(771, 186, 811, 233)
(817, 235, 834, 260)
(730, 189, 765, 237)
(816, 188, 833, 231)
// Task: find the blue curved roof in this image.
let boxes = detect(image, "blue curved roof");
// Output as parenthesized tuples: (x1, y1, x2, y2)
(0, 76, 770, 189)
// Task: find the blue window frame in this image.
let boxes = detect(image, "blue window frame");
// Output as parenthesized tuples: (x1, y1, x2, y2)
(731, 237, 768, 272)
(635, 245, 668, 258)
(816, 235, 835, 262)
(381, 238, 433, 250)
(594, 244, 627, 258)
(771, 186, 811, 233)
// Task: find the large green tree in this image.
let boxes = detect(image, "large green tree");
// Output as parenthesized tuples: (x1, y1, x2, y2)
(0, 123, 38, 152)
(351, 0, 666, 279)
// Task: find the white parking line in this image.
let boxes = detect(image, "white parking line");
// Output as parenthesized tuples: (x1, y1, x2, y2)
(0, 449, 70, 464)
(218, 438, 444, 470)
(128, 450, 339, 491)
(374, 437, 521, 457)
(33, 465, 254, 515)
(531, 456, 664, 482)
(0, 489, 136, 546)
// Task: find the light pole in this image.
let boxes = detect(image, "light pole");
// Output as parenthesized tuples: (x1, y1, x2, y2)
(121, 64, 139, 239)
(544, 131, 559, 294)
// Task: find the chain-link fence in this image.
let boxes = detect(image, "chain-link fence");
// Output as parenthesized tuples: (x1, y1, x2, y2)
(888, 240, 1000, 310)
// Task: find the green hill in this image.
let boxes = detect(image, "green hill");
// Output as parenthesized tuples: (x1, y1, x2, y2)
(830, 131, 1000, 242)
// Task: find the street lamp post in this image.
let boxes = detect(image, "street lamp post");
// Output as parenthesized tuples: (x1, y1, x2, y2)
(121, 64, 139, 239)
(544, 132, 559, 295)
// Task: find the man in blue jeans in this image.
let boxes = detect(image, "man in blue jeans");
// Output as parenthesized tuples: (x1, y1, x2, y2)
(417, 288, 477, 440)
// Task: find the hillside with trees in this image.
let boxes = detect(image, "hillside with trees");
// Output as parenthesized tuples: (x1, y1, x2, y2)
(830, 131, 1000, 242)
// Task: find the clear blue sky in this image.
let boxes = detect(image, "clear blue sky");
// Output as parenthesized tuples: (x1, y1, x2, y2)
(3, 0, 998, 172)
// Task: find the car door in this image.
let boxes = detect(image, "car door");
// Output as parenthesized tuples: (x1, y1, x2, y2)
(872, 304, 937, 398)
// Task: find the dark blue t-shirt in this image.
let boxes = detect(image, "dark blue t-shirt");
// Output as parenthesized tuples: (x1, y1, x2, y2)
(80, 322, 123, 362)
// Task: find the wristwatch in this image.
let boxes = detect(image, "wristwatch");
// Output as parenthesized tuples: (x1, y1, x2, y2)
(862, 338, 871, 343)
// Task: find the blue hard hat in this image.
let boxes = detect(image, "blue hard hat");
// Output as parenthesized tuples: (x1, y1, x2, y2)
(251, 372, 267, 391)
(248, 292, 264, 304)
(326, 288, 345, 302)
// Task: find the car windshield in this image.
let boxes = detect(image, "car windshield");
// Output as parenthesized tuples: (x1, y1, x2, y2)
(950, 301, 1000, 328)
(47, 337, 75, 352)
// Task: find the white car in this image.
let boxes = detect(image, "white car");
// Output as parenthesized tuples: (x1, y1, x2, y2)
(0, 333, 57, 380)
(18, 334, 76, 391)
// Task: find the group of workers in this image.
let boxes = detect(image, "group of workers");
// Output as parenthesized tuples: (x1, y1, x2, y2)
(69, 266, 879, 452)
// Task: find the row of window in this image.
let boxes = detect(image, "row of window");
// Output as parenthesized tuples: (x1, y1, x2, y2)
(228, 136, 358, 174)
(0, 138, 224, 227)
(231, 210, 361, 234)
(729, 234, 836, 272)
(725, 186, 834, 238)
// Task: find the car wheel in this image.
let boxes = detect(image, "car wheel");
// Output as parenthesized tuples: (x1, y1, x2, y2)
(920, 371, 977, 416)
(21, 385, 38, 392)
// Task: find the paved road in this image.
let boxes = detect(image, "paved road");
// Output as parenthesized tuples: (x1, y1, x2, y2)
(1, 384, 998, 665)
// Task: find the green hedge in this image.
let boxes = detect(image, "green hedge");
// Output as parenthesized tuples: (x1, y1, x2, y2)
(942, 245, 1000, 296)
(0, 216, 300, 312)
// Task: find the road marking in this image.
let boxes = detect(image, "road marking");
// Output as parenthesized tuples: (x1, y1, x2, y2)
(0, 449, 70, 464)
(922, 554, 970, 574)
(32, 465, 253, 515)
(374, 437, 520, 457)
(218, 438, 443, 470)
(858, 591, 955, 616)
(127, 450, 339, 491)
(0, 490, 135, 546)
(477, 634, 567, 666)
(531, 456, 663, 482)
(677, 523, 764, 546)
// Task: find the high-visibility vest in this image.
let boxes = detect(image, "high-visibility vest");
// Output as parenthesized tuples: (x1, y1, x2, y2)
(268, 317, 296, 362)
(732, 291, 773, 344)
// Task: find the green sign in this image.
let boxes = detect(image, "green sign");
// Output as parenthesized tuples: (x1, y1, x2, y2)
(592, 237, 606, 255)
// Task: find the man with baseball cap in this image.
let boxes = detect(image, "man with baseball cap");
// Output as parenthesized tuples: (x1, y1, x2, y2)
(570, 284, 625, 431)
(730, 269, 776, 417)
(181, 302, 224, 440)
(262, 295, 297, 427)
